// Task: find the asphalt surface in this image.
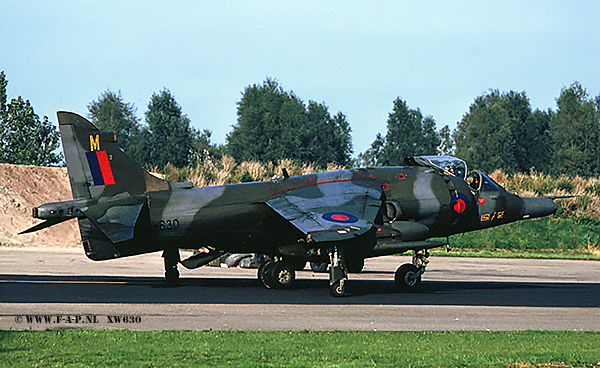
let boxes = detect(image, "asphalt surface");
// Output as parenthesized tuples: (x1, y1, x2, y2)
(1, 247, 599, 331)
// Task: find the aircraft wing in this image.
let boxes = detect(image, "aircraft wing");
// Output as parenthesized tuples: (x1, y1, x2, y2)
(265, 179, 382, 242)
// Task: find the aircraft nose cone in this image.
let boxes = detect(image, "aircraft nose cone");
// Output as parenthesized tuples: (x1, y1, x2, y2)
(521, 197, 557, 219)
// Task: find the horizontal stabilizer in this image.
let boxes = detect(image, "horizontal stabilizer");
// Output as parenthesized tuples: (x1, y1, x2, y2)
(180, 250, 226, 269)
(19, 217, 72, 235)
(82, 195, 146, 243)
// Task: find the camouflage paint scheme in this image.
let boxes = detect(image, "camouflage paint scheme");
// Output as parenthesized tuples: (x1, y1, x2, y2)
(22, 112, 559, 296)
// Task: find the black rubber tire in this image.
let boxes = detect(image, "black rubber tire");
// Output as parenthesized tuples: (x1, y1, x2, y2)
(345, 258, 364, 273)
(271, 261, 296, 289)
(165, 268, 180, 283)
(329, 280, 346, 297)
(394, 263, 421, 293)
(310, 262, 328, 273)
(258, 260, 276, 289)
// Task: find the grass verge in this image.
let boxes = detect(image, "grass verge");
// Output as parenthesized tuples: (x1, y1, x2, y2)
(432, 217, 600, 261)
(1, 330, 599, 367)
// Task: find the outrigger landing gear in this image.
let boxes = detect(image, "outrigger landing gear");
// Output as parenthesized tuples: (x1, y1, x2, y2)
(258, 258, 296, 289)
(162, 247, 181, 283)
(328, 245, 348, 297)
(395, 249, 429, 292)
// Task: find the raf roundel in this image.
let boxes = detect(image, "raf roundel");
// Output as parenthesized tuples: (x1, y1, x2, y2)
(322, 212, 359, 224)
(451, 193, 470, 214)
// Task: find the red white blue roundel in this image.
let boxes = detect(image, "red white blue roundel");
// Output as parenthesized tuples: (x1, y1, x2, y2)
(322, 212, 359, 223)
(451, 193, 470, 214)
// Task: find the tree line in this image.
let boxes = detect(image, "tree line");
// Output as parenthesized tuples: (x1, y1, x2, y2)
(360, 82, 600, 177)
(1, 70, 599, 178)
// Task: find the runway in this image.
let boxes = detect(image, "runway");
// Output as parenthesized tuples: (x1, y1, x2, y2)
(1, 247, 599, 331)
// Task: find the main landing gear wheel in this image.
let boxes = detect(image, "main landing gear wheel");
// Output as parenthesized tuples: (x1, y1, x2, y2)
(310, 262, 328, 273)
(163, 248, 181, 284)
(165, 268, 180, 283)
(271, 261, 295, 289)
(395, 263, 421, 292)
(259, 260, 296, 289)
(258, 260, 276, 288)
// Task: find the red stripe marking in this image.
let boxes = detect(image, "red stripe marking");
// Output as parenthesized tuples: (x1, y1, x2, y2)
(264, 179, 364, 195)
(96, 151, 115, 185)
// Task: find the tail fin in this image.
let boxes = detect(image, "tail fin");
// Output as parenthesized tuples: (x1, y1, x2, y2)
(55, 112, 166, 260)
(57, 111, 168, 200)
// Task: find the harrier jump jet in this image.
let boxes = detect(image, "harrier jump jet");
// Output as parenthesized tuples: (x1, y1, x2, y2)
(21, 112, 559, 296)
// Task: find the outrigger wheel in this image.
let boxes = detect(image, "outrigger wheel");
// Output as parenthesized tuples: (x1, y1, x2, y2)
(328, 245, 348, 297)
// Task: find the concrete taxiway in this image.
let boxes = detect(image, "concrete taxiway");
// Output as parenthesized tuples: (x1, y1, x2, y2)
(0, 247, 598, 331)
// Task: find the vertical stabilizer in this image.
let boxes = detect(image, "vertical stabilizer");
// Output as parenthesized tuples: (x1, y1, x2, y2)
(57, 111, 168, 200)
(56, 111, 167, 260)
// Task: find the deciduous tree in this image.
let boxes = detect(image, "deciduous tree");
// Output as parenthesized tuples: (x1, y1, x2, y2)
(227, 79, 352, 167)
(359, 97, 440, 167)
(550, 82, 600, 177)
(87, 90, 140, 156)
(143, 89, 194, 169)
(0, 71, 61, 166)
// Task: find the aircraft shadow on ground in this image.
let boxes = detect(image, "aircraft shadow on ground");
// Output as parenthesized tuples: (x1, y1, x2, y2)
(1, 274, 598, 308)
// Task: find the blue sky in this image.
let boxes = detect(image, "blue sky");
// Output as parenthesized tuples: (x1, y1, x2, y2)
(2, 1, 599, 156)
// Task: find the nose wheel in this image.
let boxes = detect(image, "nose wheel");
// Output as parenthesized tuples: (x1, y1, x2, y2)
(395, 249, 429, 292)
(394, 263, 421, 292)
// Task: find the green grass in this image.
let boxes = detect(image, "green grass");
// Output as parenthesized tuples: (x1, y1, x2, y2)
(432, 217, 600, 260)
(430, 249, 600, 260)
(1, 330, 599, 367)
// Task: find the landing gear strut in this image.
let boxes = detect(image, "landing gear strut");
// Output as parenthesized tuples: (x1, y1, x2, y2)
(328, 245, 348, 297)
(162, 247, 180, 283)
(395, 249, 429, 292)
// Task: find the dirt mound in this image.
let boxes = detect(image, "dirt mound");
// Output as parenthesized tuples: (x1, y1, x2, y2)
(0, 163, 80, 248)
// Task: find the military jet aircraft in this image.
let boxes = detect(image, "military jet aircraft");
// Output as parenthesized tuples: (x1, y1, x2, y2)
(21, 112, 560, 297)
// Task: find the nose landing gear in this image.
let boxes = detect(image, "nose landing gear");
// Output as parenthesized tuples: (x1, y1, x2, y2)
(395, 249, 429, 292)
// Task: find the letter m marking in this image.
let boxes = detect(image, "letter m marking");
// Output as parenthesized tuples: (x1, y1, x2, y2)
(90, 135, 100, 151)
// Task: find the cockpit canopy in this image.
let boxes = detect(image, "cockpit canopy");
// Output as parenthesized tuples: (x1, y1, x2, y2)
(405, 155, 504, 193)
(405, 156, 468, 180)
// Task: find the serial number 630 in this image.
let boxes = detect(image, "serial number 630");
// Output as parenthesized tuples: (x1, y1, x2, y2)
(156, 219, 180, 231)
